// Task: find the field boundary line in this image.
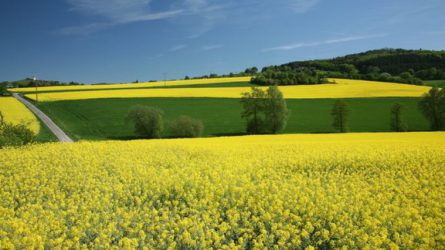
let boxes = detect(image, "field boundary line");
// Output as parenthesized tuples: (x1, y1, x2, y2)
(12, 93, 74, 143)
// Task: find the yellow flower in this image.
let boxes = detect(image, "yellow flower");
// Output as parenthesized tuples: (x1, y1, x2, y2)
(11, 77, 252, 93)
(23, 78, 430, 102)
(0, 97, 39, 133)
(0, 132, 443, 248)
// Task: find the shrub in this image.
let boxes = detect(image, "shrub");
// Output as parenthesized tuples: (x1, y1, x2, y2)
(0, 112, 35, 148)
(169, 116, 204, 138)
(126, 105, 164, 138)
(0, 82, 10, 96)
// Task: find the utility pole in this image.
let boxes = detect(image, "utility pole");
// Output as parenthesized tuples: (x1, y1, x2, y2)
(33, 76, 38, 103)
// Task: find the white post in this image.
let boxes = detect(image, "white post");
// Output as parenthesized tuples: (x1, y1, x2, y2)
(33, 76, 38, 102)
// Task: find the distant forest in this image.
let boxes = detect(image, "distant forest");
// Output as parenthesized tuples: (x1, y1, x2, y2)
(253, 48, 445, 86)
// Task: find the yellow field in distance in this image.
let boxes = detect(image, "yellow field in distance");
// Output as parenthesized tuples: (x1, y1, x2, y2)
(25, 78, 431, 102)
(1, 132, 444, 248)
(0, 97, 39, 133)
(9, 77, 252, 93)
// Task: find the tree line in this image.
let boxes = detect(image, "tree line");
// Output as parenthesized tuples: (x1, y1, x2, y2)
(251, 66, 328, 86)
(184, 67, 259, 80)
(326, 65, 423, 85)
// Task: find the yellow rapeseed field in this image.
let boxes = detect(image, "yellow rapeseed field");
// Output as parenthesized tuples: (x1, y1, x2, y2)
(0, 97, 39, 133)
(9, 77, 252, 93)
(1, 132, 444, 249)
(24, 79, 431, 102)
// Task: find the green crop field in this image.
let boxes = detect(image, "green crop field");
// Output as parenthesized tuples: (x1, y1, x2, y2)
(36, 97, 429, 140)
(35, 119, 58, 142)
(424, 80, 445, 88)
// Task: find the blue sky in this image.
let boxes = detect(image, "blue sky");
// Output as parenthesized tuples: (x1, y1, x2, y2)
(1, 0, 444, 83)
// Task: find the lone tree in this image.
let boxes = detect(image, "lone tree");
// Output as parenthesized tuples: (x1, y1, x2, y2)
(169, 115, 204, 138)
(390, 103, 408, 132)
(418, 87, 445, 130)
(331, 99, 350, 133)
(126, 105, 164, 138)
(241, 87, 267, 134)
(241, 86, 288, 134)
(265, 85, 289, 133)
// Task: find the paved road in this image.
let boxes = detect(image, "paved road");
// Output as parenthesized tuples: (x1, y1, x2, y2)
(13, 93, 74, 143)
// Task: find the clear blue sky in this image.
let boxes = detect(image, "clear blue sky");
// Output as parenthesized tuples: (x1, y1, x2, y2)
(1, 0, 444, 83)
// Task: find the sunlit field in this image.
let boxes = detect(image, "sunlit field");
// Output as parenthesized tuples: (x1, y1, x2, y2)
(1, 132, 444, 249)
(2, 1, 444, 249)
(23, 79, 431, 102)
(9, 77, 252, 93)
(0, 97, 39, 134)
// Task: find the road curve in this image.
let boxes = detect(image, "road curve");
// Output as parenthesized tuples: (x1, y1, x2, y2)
(12, 93, 74, 143)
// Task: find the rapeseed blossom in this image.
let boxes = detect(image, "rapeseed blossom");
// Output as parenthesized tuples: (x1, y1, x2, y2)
(10, 77, 252, 93)
(0, 97, 39, 133)
(0, 132, 444, 249)
(23, 79, 431, 102)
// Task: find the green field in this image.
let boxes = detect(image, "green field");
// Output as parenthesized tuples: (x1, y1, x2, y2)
(424, 80, 445, 88)
(36, 97, 429, 140)
(35, 118, 57, 142)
